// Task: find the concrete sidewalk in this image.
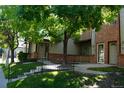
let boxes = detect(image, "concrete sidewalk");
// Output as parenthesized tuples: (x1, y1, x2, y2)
(75, 63, 114, 75)
(0, 68, 7, 88)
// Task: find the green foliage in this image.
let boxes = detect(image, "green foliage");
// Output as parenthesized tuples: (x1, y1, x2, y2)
(0, 5, 121, 56)
(0, 6, 22, 62)
(52, 5, 83, 34)
(17, 6, 51, 44)
(0, 63, 5, 68)
(0, 32, 8, 48)
(18, 6, 50, 22)
(18, 51, 28, 62)
(72, 30, 81, 42)
(50, 5, 121, 41)
(79, 6, 102, 31)
(43, 13, 64, 43)
(0, 7, 20, 48)
(16, 5, 121, 44)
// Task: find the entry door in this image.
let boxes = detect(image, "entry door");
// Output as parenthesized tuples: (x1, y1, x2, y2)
(97, 43, 104, 63)
(109, 42, 117, 64)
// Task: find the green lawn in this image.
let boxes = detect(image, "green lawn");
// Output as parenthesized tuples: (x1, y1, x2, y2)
(1, 62, 43, 79)
(88, 66, 124, 72)
(0, 64, 5, 68)
(7, 71, 106, 88)
(113, 76, 124, 87)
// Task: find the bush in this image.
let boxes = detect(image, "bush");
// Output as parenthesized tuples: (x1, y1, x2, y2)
(18, 51, 28, 62)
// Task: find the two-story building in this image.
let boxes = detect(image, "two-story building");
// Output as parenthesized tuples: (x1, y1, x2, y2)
(28, 8, 124, 66)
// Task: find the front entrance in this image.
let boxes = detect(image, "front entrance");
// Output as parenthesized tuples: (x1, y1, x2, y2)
(97, 43, 104, 63)
(109, 42, 117, 64)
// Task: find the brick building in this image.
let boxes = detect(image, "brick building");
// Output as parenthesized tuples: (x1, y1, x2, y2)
(28, 8, 124, 66)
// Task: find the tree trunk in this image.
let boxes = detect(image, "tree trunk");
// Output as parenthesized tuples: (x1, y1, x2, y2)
(28, 43, 31, 53)
(25, 42, 28, 53)
(63, 31, 68, 64)
(10, 48, 14, 63)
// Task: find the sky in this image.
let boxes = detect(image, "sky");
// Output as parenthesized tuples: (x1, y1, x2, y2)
(0, 0, 124, 5)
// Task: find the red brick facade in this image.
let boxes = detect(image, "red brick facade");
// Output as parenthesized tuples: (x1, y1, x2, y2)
(119, 55, 124, 66)
(94, 19, 124, 66)
(48, 53, 93, 63)
(95, 21, 120, 64)
(28, 52, 38, 59)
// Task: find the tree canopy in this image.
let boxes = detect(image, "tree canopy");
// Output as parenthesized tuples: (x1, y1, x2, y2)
(0, 5, 121, 63)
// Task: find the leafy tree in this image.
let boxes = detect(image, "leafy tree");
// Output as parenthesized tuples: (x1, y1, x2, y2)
(51, 5, 121, 64)
(101, 5, 121, 24)
(0, 6, 21, 63)
(43, 13, 64, 44)
(12, 5, 121, 64)
(17, 5, 51, 52)
(51, 6, 84, 64)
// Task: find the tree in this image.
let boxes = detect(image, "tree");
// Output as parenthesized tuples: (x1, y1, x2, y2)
(50, 5, 121, 64)
(42, 13, 64, 44)
(9, 5, 121, 64)
(17, 6, 62, 59)
(17, 6, 51, 47)
(51, 6, 83, 64)
(0, 6, 21, 63)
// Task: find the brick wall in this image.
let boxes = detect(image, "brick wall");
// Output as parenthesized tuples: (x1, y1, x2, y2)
(28, 52, 38, 59)
(118, 55, 124, 66)
(90, 55, 96, 64)
(96, 20, 120, 64)
(48, 53, 94, 63)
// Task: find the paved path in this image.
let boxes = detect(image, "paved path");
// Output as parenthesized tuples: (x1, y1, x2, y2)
(37, 60, 56, 65)
(75, 63, 114, 75)
(0, 68, 7, 88)
(42, 61, 114, 75)
(41, 61, 114, 75)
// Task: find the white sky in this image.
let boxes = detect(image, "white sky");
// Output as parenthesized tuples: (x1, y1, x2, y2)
(0, 0, 124, 5)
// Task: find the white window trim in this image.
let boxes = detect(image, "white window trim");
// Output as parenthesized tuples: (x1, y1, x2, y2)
(97, 43, 105, 64)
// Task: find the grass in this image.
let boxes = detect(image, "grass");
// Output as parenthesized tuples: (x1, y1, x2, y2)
(113, 76, 124, 87)
(0, 64, 5, 68)
(7, 71, 106, 88)
(88, 66, 124, 72)
(1, 62, 43, 79)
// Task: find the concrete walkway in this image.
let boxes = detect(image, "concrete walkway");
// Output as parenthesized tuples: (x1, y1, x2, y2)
(0, 68, 7, 88)
(37, 59, 56, 65)
(42, 60, 56, 65)
(75, 63, 114, 75)
(42, 61, 114, 75)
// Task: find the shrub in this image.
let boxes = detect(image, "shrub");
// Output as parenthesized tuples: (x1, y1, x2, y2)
(18, 51, 28, 62)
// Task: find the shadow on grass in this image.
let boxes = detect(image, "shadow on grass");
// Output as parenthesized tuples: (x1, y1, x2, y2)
(1, 62, 43, 79)
(7, 71, 107, 88)
(88, 66, 124, 72)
